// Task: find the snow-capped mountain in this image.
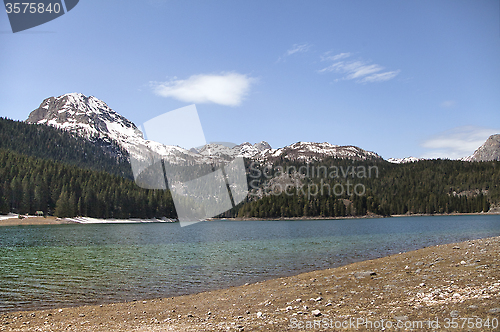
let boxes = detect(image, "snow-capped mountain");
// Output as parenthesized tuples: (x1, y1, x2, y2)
(387, 156, 421, 164)
(27, 93, 141, 142)
(253, 141, 382, 162)
(26, 93, 212, 165)
(26, 93, 383, 165)
(462, 134, 500, 162)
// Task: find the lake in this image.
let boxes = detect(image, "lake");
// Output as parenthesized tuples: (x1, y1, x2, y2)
(1, 215, 499, 312)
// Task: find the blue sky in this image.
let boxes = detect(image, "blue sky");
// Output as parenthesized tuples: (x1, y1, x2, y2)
(1, 0, 499, 159)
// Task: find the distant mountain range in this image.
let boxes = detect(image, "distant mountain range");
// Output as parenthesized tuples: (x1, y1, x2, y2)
(26, 93, 383, 164)
(387, 156, 422, 164)
(26, 93, 500, 164)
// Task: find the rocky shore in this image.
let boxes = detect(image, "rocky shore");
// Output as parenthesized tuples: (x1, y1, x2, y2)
(1, 236, 499, 331)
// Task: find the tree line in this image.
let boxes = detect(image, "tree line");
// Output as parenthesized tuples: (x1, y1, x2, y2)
(1, 116, 498, 220)
(236, 158, 497, 218)
(0, 117, 133, 179)
(0, 148, 176, 219)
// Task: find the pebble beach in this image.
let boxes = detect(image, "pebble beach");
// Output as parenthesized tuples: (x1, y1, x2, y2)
(1, 235, 499, 331)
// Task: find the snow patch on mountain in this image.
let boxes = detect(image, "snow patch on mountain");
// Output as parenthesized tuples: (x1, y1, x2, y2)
(387, 156, 421, 164)
(27, 93, 384, 166)
(254, 141, 382, 162)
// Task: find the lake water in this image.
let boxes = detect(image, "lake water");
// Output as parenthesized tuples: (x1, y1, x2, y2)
(1, 215, 500, 312)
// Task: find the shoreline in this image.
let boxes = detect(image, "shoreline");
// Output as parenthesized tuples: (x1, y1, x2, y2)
(1, 211, 499, 227)
(1, 236, 499, 331)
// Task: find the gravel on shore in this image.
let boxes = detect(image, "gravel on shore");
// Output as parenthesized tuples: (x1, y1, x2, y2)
(1, 236, 499, 331)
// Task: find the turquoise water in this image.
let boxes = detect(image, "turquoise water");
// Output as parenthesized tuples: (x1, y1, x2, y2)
(1, 215, 500, 312)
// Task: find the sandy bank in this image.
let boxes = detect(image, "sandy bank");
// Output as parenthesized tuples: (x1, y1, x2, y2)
(0, 216, 75, 227)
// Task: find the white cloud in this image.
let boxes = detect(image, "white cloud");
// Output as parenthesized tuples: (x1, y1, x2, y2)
(440, 100, 456, 108)
(151, 73, 255, 106)
(320, 52, 352, 62)
(421, 126, 500, 159)
(318, 53, 400, 83)
(345, 63, 383, 79)
(359, 70, 401, 83)
(277, 43, 312, 62)
(286, 43, 311, 56)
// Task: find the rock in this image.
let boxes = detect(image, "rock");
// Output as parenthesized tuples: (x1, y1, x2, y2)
(450, 310, 460, 318)
(256, 312, 263, 318)
(467, 134, 500, 162)
(453, 246, 460, 249)
(489, 308, 500, 314)
(354, 271, 377, 278)
(311, 310, 321, 317)
(468, 305, 479, 310)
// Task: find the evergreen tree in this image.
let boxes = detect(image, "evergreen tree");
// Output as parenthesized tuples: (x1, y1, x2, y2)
(54, 188, 73, 218)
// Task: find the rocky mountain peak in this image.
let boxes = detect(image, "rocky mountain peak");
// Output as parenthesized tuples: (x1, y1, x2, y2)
(467, 134, 500, 162)
(26, 93, 143, 141)
(26, 93, 385, 165)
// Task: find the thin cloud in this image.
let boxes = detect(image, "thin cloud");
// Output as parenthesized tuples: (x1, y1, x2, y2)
(440, 100, 456, 108)
(320, 52, 352, 62)
(151, 73, 255, 106)
(287, 43, 311, 56)
(318, 52, 400, 83)
(421, 126, 500, 159)
(360, 70, 401, 83)
(278, 43, 312, 62)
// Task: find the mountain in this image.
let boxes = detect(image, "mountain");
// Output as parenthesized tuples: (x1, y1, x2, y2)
(26, 93, 211, 166)
(387, 156, 421, 164)
(0, 117, 132, 178)
(26, 93, 383, 165)
(27, 93, 138, 161)
(252, 141, 382, 162)
(463, 134, 500, 162)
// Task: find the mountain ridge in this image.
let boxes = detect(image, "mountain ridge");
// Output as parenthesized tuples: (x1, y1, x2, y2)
(463, 134, 500, 162)
(26, 93, 384, 164)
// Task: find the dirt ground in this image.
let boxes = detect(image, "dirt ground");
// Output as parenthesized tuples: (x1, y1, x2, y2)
(1, 235, 499, 331)
(0, 216, 75, 227)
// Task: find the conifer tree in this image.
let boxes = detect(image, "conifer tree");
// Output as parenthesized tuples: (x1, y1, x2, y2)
(54, 189, 72, 218)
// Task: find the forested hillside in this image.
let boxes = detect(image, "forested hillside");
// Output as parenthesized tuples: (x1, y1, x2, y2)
(236, 158, 499, 218)
(0, 117, 133, 179)
(1, 117, 498, 220)
(0, 148, 175, 219)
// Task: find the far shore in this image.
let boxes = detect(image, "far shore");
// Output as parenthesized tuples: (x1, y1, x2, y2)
(1, 210, 499, 227)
